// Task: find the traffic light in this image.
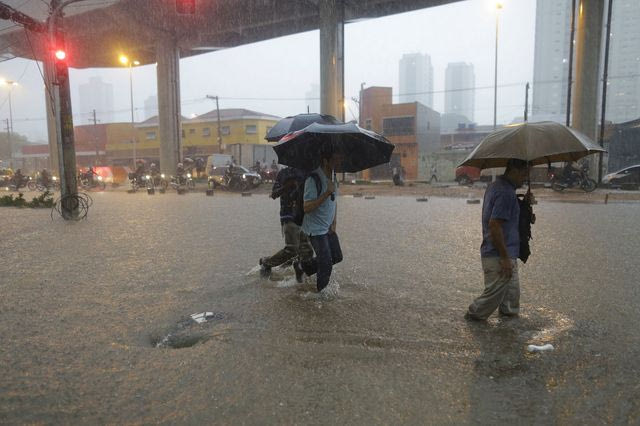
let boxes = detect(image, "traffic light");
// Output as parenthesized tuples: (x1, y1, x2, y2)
(176, 0, 195, 14)
(53, 48, 68, 83)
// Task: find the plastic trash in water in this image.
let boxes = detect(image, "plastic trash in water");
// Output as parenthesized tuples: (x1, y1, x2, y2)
(190, 312, 215, 324)
(527, 343, 555, 352)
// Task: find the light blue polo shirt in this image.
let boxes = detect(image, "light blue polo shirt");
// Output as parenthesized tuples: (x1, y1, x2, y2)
(301, 168, 337, 236)
(480, 176, 520, 258)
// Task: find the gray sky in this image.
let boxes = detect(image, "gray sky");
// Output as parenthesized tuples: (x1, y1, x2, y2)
(0, 0, 536, 142)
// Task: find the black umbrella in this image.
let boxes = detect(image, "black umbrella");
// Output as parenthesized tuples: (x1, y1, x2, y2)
(273, 122, 395, 173)
(265, 113, 342, 142)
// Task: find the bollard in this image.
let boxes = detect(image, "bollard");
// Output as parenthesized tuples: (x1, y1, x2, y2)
(604, 193, 609, 204)
(147, 188, 155, 195)
(364, 196, 375, 200)
(416, 197, 428, 202)
(467, 199, 481, 204)
(206, 189, 214, 196)
(241, 192, 252, 197)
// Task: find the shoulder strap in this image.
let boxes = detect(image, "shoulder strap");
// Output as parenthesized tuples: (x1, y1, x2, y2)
(310, 172, 323, 197)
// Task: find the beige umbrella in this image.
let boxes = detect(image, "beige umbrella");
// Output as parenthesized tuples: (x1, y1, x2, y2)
(460, 121, 606, 169)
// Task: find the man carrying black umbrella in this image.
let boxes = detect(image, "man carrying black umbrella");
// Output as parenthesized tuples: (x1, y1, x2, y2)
(299, 148, 343, 293)
(465, 159, 530, 321)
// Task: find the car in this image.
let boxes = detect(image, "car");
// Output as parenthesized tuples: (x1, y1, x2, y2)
(208, 165, 262, 189)
(602, 164, 640, 188)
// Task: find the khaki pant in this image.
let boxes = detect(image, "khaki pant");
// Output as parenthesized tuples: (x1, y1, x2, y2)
(467, 257, 520, 320)
(262, 221, 314, 268)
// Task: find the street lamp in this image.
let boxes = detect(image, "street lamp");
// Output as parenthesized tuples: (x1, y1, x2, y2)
(493, 1, 503, 130)
(119, 55, 140, 166)
(0, 78, 18, 165)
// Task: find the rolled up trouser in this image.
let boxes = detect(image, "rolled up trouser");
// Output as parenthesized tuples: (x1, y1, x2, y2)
(262, 221, 312, 268)
(467, 257, 520, 320)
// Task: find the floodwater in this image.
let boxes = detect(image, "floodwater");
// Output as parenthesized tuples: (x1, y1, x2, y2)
(1, 191, 639, 423)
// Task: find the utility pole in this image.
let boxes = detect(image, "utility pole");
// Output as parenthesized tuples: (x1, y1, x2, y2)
(91, 109, 100, 165)
(524, 82, 529, 122)
(4, 118, 11, 166)
(49, 0, 79, 218)
(598, 0, 613, 183)
(205, 95, 223, 153)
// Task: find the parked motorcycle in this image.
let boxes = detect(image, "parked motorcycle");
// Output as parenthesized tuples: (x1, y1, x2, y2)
(550, 168, 597, 193)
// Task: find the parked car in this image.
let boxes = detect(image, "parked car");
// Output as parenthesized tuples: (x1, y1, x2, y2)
(602, 164, 640, 188)
(455, 166, 481, 185)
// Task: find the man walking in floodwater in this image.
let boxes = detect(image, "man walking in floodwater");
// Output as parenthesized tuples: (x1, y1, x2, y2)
(300, 148, 343, 292)
(465, 159, 530, 320)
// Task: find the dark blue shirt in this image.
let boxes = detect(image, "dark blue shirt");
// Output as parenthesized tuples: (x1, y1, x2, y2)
(272, 167, 305, 224)
(480, 176, 520, 258)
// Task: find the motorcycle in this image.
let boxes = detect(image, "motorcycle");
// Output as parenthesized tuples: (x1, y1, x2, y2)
(128, 172, 150, 192)
(79, 174, 106, 191)
(259, 168, 277, 183)
(170, 172, 195, 193)
(6, 175, 30, 191)
(146, 173, 169, 193)
(27, 175, 60, 192)
(550, 167, 597, 193)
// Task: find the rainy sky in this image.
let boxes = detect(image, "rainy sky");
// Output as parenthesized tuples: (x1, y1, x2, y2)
(0, 0, 535, 142)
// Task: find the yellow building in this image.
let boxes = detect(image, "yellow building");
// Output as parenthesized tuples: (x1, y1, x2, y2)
(106, 108, 280, 166)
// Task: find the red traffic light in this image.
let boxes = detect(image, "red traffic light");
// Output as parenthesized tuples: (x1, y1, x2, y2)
(176, 0, 195, 14)
(55, 49, 66, 60)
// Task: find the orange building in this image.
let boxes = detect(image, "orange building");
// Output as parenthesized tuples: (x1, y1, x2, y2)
(360, 86, 440, 181)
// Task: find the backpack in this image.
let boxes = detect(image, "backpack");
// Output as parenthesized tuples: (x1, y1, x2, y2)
(292, 172, 323, 226)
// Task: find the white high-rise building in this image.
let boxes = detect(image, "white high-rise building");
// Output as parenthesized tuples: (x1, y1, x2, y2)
(444, 62, 475, 121)
(144, 96, 158, 120)
(399, 53, 434, 108)
(79, 76, 114, 123)
(532, 0, 640, 124)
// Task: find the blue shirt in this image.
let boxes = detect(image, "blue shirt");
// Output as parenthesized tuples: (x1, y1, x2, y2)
(301, 168, 337, 236)
(480, 176, 520, 258)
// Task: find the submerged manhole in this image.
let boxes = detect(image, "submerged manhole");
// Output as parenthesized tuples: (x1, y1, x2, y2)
(152, 311, 228, 349)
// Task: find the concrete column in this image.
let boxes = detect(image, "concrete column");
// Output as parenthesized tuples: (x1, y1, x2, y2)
(319, 0, 344, 120)
(156, 37, 182, 175)
(571, 0, 604, 141)
(43, 58, 59, 174)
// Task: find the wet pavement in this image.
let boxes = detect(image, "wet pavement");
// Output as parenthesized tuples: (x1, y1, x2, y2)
(1, 191, 639, 423)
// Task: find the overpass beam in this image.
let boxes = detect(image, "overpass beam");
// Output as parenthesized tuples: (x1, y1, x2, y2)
(156, 36, 182, 175)
(319, 0, 344, 120)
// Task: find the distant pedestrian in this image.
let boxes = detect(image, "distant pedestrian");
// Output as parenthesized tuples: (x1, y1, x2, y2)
(300, 148, 343, 292)
(465, 159, 531, 321)
(430, 163, 438, 183)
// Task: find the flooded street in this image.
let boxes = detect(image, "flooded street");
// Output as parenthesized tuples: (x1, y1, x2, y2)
(1, 192, 639, 423)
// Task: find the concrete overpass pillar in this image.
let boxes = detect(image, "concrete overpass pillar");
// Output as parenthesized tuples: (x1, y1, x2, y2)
(43, 58, 59, 174)
(319, 0, 344, 121)
(571, 0, 604, 141)
(156, 36, 182, 175)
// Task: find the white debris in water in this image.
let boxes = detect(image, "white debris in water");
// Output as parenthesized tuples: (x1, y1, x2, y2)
(527, 343, 555, 353)
(276, 276, 300, 288)
(191, 312, 215, 324)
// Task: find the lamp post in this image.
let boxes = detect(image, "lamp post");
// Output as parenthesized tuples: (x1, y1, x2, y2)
(0, 78, 18, 164)
(493, 1, 503, 130)
(119, 55, 140, 166)
(492, 1, 503, 182)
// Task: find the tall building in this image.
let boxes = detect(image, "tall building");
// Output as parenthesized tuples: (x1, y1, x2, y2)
(78, 76, 114, 123)
(606, 0, 640, 123)
(532, 0, 640, 124)
(444, 62, 475, 121)
(144, 96, 158, 120)
(399, 53, 434, 108)
(304, 84, 320, 114)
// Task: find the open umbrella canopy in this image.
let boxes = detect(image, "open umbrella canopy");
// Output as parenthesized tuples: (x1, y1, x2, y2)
(265, 113, 343, 142)
(460, 121, 606, 169)
(273, 122, 395, 173)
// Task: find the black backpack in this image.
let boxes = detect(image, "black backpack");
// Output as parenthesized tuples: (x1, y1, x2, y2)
(292, 172, 322, 226)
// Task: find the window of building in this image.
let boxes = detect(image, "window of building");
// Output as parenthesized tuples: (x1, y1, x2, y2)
(145, 131, 156, 140)
(189, 128, 196, 134)
(202, 127, 211, 137)
(245, 124, 257, 134)
(221, 126, 230, 136)
(383, 116, 414, 136)
(181, 130, 186, 138)
(365, 119, 372, 130)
